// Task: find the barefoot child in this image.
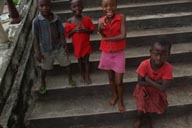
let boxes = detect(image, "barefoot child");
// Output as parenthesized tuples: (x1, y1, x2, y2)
(133, 40, 173, 128)
(65, 0, 94, 84)
(32, 0, 75, 94)
(98, 0, 127, 112)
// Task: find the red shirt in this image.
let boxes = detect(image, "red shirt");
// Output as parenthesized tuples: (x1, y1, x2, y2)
(136, 59, 173, 81)
(134, 59, 173, 114)
(99, 14, 126, 52)
(65, 16, 94, 59)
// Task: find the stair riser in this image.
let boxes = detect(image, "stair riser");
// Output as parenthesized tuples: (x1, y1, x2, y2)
(68, 32, 192, 52)
(52, 0, 186, 11)
(126, 15, 192, 31)
(39, 75, 192, 100)
(56, 2, 192, 21)
(29, 103, 192, 128)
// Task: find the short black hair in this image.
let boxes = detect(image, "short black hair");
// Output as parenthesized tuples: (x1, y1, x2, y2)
(152, 39, 172, 52)
(101, 0, 117, 5)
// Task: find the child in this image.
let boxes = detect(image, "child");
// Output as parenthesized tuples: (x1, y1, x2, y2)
(98, 0, 127, 112)
(32, 0, 75, 94)
(65, 0, 94, 84)
(133, 40, 173, 128)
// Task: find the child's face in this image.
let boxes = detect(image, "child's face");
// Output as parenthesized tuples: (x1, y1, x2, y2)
(101, 0, 117, 19)
(38, 0, 51, 16)
(70, 0, 84, 16)
(150, 43, 169, 67)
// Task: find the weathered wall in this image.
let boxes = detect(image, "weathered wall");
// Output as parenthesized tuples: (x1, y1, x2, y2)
(0, 0, 37, 127)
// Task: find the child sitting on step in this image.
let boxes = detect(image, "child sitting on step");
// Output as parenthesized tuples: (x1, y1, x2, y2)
(65, 0, 94, 84)
(32, 0, 76, 94)
(98, 0, 127, 112)
(133, 39, 173, 128)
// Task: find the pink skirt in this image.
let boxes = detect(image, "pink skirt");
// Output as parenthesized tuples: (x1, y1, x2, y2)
(98, 51, 126, 73)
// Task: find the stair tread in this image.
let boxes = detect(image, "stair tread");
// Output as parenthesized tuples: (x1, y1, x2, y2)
(70, 111, 192, 128)
(54, 0, 192, 14)
(125, 12, 192, 21)
(29, 81, 192, 120)
(36, 61, 192, 91)
(70, 11, 192, 26)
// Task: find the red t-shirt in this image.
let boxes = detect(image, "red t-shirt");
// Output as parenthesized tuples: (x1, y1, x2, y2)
(136, 59, 173, 81)
(133, 59, 173, 114)
(65, 16, 94, 59)
(99, 14, 126, 52)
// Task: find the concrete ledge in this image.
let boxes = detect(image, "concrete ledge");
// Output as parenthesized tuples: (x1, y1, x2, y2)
(0, 0, 37, 127)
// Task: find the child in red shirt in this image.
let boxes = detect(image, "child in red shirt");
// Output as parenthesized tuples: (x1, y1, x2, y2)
(98, 0, 127, 112)
(65, 0, 94, 84)
(133, 40, 173, 128)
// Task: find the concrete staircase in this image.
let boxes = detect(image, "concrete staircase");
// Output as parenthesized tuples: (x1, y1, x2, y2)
(28, 0, 192, 127)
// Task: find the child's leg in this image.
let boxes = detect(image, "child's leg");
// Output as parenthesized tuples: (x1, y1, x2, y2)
(107, 70, 118, 106)
(78, 58, 85, 82)
(133, 111, 144, 128)
(39, 69, 47, 94)
(66, 64, 76, 86)
(115, 72, 125, 112)
(145, 113, 152, 128)
(84, 54, 92, 84)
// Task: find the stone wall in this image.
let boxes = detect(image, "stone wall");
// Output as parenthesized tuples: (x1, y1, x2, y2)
(0, 0, 37, 127)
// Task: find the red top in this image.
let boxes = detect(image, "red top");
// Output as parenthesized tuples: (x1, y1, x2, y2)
(136, 59, 173, 81)
(133, 59, 173, 114)
(65, 16, 94, 59)
(99, 14, 126, 52)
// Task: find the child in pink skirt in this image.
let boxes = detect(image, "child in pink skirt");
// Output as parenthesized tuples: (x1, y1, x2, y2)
(133, 40, 173, 128)
(98, 0, 127, 112)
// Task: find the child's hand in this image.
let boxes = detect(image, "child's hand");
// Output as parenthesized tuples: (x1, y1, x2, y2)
(99, 16, 108, 30)
(64, 44, 70, 56)
(97, 31, 106, 38)
(74, 25, 85, 32)
(36, 52, 44, 63)
(144, 76, 150, 82)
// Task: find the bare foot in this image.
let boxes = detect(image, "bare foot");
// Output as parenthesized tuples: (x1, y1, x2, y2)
(109, 96, 118, 106)
(85, 77, 92, 84)
(118, 101, 125, 112)
(80, 75, 85, 83)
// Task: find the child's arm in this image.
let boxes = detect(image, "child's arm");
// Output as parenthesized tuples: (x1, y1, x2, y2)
(137, 74, 149, 86)
(32, 19, 44, 62)
(145, 76, 171, 92)
(78, 25, 94, 34)
(102, 14, 127, 41)
(137, 75, 171, 91)
(33, 36, 44, 62)
(60, 34, 69, 55)
(98, 17, 107, 38)
(68, 26, 78, 37)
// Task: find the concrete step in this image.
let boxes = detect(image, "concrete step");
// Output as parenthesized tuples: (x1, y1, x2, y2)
(33, 61, 192, 99)
(87, 12, 192, 32)
(29, 76, 192, 128)
(51, 110, 192, 128)
(54, 0, 192, 21)
(61, 42, 192, 73)
(52, 0, 191, 12)
(61, 12, 192, 34)
(66, 12, 192, 38)
(66, 26, 192, 51)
